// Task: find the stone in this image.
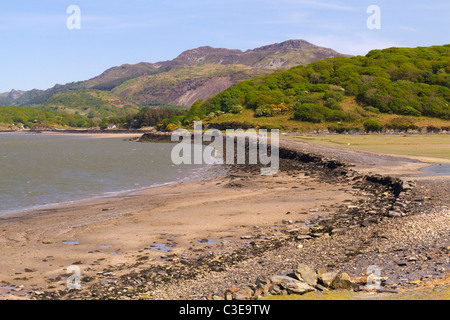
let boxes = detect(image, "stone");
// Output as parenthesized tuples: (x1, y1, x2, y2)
(255, 277, 270, 286)
(315, 283, 329, 291)
(331, 273, 352, 290)
(269, 275, 297, 287)
(293, 264, 317, 287)
(269, 284, 282, 295)
(331, 228, 347, 235)
(234, 293, 250, 300)
(394, 259, 407, 266)
(318, 271, 339, 288)
(285, 281, 315, 295)
(388, 211, 402, 217)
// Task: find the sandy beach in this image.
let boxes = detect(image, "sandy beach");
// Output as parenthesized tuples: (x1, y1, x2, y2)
(0, 135, 449, 300)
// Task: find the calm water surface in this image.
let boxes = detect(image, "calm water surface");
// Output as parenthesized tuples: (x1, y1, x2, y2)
(0, 133, 221, 216)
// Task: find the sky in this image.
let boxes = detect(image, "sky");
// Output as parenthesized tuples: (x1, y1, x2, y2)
(0, 0, 448, 93)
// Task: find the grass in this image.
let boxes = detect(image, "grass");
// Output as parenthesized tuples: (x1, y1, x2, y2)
(205, 97, 450, 134)
(262, 274, 450, 300)
(285, 134, 450, 162)
(261, 286, 450, 300)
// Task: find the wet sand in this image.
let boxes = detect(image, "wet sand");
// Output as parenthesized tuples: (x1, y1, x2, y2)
(0, 167, 363, 298)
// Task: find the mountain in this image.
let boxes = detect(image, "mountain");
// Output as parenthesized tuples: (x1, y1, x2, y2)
(171, 39, 348, 69)
(111, 64, 270, 107)
(0, 89, 25, 105)
(3, 39, 351, 114)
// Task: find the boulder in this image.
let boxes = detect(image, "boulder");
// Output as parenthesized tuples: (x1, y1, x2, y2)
(331, 273, 352, 290)
(285, 281, 316, 295)
(293, 264, 317, 287)
(318, 270, 339, 288)
(269, 275, 315, 294)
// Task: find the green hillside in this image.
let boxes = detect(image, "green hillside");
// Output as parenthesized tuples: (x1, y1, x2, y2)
(41, 89, 142, 119)
(0, 106, 94, 129)
(182, 45, 450, 131)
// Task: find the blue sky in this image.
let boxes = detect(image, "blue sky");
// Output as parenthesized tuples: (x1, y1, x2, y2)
(0, 0, 448, 92)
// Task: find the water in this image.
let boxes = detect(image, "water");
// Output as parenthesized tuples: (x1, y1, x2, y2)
(0, 133, 222, 216)
(420, 163, 450, 176)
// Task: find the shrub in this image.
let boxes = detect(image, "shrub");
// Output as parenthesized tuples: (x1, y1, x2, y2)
(229, 105, 244, 114)
(255, 106, 273, 117)
(399, 106, 422, 117)
(387, 117, 418, 131)
(294, 103, 325, 123)
(363, 118, 384, 132)
(165, 123, 179, 132)
(363, 106, 381, 114)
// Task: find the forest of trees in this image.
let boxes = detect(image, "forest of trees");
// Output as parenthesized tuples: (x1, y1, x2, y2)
(183, 45, 450, 124)
(102, 107, 185, 129)
(0, 106, 96, 128)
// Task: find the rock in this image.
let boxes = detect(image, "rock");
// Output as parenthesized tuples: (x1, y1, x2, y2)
(293, 264, 317, 287)
(318, 271, 338, 288)
(285, 281, 315, 295)
(388, 211, 402, 217)
(224, 292, 233, 300)
(296, 235, 312, 240)
(269, 274, 316, 295)
(331, 273, 352, 290)
(311, 233, 324, 238)
(269, 284, 282, 295)
(351, 275, 369, 286)
(234, 293, 250, 300)
(269, 275, 297, 287)
(394, 259, 407, 266)
(331, 228, 347, 235)
(255, 277, 270, 286)
(237, 287, 254, 298)
(315, 283, 329, 291)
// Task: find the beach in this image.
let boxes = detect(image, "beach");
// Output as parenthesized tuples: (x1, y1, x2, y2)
(0, 134, 449, 300)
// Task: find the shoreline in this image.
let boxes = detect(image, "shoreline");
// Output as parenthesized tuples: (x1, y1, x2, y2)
(0, 130, 145, 139)
(0, 164, 224, 220)
(0, 135, 448, 300)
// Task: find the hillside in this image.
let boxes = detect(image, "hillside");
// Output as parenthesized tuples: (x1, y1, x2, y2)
(2, 39, 350, 111)
(40, 90, 142, 119)
(182, 44, 450, 132)
(0, 106, 94, 129)
(112, 64, 270, 107)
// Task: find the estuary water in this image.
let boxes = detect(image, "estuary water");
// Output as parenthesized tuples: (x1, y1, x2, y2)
(0, 133, 219, 216)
